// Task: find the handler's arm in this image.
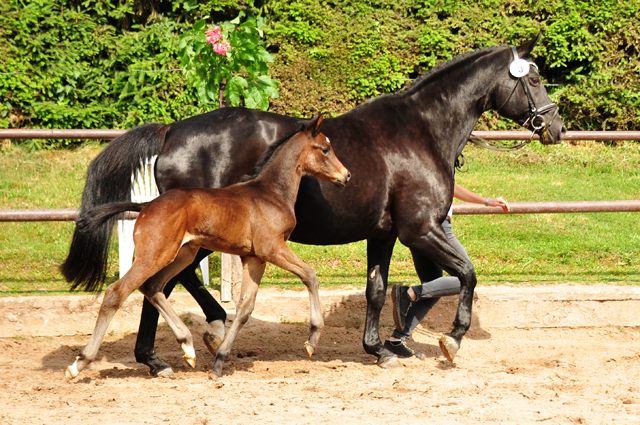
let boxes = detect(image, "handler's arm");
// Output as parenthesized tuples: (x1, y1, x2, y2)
(453, 184, 511, 212)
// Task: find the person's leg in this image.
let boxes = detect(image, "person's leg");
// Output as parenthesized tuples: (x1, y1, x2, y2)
(385, 243, 443, 358)
(392, 220, 470, 339)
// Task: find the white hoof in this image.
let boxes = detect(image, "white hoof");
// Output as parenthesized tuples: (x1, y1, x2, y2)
(304, 341, 314, 358)
(66, 361, 79, 380)
(203, 320, 225, 356)
(182, 343, 196, 368)
(438, 334, 460, 362)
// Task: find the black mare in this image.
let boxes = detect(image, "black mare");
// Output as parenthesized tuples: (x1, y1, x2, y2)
(62, 35, 566, 374)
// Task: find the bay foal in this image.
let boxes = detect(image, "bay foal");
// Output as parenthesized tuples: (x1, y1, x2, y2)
(66, 114, 350, 379)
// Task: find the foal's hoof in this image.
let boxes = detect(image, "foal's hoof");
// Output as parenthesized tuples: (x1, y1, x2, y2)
(304, 341, 315, 359)
(65, 364, 79, 380)
(211, 359, 224, 378)
(181, 343, 197, 369)
(438, 334, 460, 362)
(377, 355, 402, 369)
(183, 355, 196, 369)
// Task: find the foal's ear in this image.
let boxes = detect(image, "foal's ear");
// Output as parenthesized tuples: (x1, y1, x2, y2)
(307, 113, 324, 137)
(517, 32, 542, 58)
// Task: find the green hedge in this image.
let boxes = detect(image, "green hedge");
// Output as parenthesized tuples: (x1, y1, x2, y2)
(1, 0, 638, 148)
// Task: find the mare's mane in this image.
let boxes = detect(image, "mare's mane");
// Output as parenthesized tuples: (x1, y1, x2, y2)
(353, 45, 506, 108)
(403, 46, 504, 93)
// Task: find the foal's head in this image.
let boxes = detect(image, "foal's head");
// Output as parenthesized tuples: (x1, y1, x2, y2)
(298, 114, 351, 187)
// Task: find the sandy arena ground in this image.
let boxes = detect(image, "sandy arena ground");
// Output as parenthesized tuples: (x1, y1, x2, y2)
(1, 286, 640, 424)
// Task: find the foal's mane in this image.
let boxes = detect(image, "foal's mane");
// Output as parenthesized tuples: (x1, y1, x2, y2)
(242, 126, 307, 182)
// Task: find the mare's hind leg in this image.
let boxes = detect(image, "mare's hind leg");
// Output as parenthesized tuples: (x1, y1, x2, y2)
(66, 265, 159, 379)
(212, 256, 265, 378)
(400, 221, 476, 362)
(138, 244, 200, 369)
(364, 237, 401, 369)
(265, 241, 324, 358)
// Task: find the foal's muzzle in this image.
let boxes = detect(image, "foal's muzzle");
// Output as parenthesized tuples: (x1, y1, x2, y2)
(333, 169, 351, 187)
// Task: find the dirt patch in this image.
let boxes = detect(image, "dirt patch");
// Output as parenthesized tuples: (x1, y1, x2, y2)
(1, 287, 640, 424)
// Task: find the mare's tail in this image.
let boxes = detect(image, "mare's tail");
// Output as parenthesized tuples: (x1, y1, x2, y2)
(60, 124, 169, 292)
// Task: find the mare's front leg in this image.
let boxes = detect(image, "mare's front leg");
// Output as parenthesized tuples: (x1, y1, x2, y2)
(364, 238, 401, 369)
(400, 222, 476, 362)
(265, 241, 324, 358)
(212, 256, 265, 378)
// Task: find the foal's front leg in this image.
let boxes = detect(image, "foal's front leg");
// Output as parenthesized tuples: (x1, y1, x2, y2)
(212, 256, 265, 378)
(267, 241, 324, 358)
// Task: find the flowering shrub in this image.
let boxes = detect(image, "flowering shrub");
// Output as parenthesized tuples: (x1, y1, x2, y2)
(178, 13, 279, 111)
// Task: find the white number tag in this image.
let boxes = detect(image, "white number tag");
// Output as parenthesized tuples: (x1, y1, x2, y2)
(509, 58, 530, 78)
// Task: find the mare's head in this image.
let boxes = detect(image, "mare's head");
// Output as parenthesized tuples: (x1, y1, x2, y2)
(298, 114, 351, 187)
(491, 34, 566, 144)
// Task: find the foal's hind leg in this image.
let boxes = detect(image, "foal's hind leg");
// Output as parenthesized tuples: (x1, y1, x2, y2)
(66, 266, 157, 379)
(138, 244, 200, 369)
(266, 241, 324, 358)
(212, 256, 265, 378)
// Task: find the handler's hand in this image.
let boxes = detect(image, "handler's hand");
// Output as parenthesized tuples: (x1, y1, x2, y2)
(488, 197, 511, 212)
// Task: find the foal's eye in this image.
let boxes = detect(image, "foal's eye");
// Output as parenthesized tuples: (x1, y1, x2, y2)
(321, 147, 330, 156)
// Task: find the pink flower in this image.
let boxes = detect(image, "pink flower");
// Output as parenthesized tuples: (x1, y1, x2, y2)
(213, 40, 231, 55)
(205, 26, 222, 44)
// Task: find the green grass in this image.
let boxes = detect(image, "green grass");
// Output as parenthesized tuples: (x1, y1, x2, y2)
(1, 139, 639, 296)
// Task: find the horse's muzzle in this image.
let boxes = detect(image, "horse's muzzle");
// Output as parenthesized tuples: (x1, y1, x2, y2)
(540, 123, 566, 145)
(333, 169, 351, 187)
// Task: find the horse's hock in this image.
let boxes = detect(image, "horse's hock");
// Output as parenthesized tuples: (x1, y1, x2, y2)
(1, 285, 640, 338)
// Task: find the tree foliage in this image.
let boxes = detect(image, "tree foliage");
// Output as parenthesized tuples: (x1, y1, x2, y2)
(0, 0, 638, 148)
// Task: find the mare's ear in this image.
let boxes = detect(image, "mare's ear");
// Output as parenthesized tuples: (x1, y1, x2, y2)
(517, 32, 542, 58)
(307, 113, 324, 137)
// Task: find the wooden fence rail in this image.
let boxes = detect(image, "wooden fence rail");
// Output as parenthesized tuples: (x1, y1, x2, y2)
(2, 200, 640, 222)
(2, 129, 640, 141)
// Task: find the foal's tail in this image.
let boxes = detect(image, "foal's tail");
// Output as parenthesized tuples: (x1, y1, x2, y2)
(60, 124, 169, 292)
(75, 202, 146, 234)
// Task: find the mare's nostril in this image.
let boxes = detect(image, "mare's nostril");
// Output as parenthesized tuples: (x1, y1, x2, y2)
(346, 172, 352, 182)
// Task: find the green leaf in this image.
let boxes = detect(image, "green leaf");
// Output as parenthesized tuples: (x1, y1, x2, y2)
(226, 76, 247, 107)
(183, 0, 199, 12)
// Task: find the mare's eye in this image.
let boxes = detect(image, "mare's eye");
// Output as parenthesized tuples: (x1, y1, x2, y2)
(529, 76, 541, 86)
(321, 147, 330, 156)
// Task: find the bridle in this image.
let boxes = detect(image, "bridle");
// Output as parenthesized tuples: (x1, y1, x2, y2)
(469, 46, 559, 152)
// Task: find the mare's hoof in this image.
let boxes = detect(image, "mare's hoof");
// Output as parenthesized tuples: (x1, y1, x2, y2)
(377, 355, 402, 369)
(304, 341, 315, 358)
(154, 367, 175, 378)
(203, 332, 223, 357)
(203, 320, 225, 356)
(438, 334, 460, 362)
